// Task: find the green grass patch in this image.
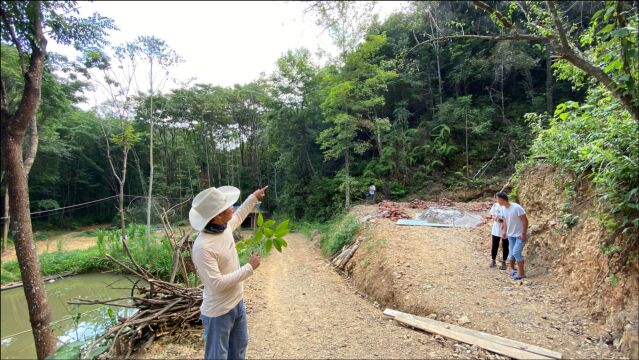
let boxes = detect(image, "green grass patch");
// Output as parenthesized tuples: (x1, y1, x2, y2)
(292, 215, 362, 256)
(319, 215, 361, 256)
(1, 247, 110, 284)
(1, 224, 182, 285)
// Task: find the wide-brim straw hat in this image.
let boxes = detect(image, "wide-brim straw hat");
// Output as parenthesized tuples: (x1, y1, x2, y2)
(189, 186, 241, 231)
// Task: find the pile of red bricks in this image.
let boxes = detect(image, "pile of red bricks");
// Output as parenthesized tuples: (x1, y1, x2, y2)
(378, 200, 410, 221)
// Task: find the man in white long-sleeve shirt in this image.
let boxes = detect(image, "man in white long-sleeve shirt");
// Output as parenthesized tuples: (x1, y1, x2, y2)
(190, 185, 267, 360)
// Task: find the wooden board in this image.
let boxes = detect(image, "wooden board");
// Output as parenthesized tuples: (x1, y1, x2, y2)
(396, 219, 453, 227)
(384, 308, 561, 359)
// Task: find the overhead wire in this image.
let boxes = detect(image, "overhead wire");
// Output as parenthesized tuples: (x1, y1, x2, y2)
(0, 194, 193, 221)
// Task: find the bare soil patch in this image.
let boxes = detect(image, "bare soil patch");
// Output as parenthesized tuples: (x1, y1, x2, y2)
(346, 201, 631, 359)
(1, 224, 106, 262)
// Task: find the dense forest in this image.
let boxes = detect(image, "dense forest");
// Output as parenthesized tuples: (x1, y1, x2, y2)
(1, 0, 636, 231)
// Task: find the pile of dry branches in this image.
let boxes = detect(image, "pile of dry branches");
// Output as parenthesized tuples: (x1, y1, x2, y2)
(70, 239, 203, 358)
(70, 200, 202, 358)
(377, 200, 410, 221)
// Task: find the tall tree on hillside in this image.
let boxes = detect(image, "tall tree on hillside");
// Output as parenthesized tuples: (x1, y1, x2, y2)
(307, 1, 383, 208)
(318, 34, 396, 208)
(269, 48, 322, 215)
(0, 1, 113, 358)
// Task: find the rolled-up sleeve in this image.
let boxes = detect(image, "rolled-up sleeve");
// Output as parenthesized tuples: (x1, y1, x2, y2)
(199, 249, 254, 292)
(228, 194, 258, 231)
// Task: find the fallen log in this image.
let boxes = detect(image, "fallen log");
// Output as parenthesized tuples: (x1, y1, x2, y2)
(384, 308, 561, 360)
(331, 241, 360, 271)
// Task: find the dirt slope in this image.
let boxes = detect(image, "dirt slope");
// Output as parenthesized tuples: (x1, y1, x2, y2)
(346, 202, 634, 359)
(146, 233, 459, 359)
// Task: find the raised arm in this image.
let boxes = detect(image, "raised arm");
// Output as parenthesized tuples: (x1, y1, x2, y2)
(228, 186, 268, 231)
(228, 194, 258, 231)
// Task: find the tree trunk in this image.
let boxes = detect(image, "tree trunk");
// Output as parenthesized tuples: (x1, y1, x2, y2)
(2, 188, 9, 253)
(145, 61, 154, 249)
(435, 45, 443, 106)
(465, 111, 469, 177)
(546, 44, 554, 114)
(2, 134, 56, 360)
(119, 181, 125, 239)
(376, 122, 383, 157)
(344, 145, 350, 209)
(2, 116, 39, 254)
(119, 147, 128, 240)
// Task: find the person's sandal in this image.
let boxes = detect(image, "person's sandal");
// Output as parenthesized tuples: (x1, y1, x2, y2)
(513, 273, 526, 280)
(510, 269, 518, 277)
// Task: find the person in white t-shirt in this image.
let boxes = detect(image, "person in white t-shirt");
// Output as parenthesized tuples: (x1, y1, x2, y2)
(488, 195, 509, 270)
(367, 184, 376, 204)
(496, 192, 529, 280)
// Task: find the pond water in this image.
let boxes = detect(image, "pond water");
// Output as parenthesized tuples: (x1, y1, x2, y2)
(1, 273, 140, 359)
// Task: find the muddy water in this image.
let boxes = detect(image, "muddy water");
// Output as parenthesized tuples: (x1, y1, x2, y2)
(1, 273, 140, 359)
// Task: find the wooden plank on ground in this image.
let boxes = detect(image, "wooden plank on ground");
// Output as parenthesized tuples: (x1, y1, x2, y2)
(384, 308, 561, 360)
(396, 219, 453, 227)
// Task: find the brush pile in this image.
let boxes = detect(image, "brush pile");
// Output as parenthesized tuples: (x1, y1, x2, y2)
(69, 239, 203, 359)
(377, 200, 410, 221)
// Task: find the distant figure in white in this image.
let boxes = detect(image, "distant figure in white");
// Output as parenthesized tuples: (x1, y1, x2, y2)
(367, 183, 376, 204)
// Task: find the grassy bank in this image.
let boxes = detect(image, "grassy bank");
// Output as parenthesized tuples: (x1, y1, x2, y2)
(1, 247, 107, 284)
(295, 214, 362, 256)
(1, 225, 178, 285)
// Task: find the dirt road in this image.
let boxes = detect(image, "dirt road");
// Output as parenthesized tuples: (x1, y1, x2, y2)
(147, 233, 456, 359)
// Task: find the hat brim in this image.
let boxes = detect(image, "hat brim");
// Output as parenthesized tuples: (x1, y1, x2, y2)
(189, 186, 241, 231)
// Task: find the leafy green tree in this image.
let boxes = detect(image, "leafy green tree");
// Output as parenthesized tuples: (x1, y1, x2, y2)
(318, 34, 396, 208)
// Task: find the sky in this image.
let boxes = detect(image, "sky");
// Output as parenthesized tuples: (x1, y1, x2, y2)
(48, 1, 408, 106)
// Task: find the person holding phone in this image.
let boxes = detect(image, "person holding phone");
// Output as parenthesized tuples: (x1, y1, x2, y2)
(488, 194, 509, 270)
(190, 185, 268, 360)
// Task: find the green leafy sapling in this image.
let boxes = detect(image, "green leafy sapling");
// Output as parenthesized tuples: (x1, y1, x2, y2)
(236, 213, 291, 259)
